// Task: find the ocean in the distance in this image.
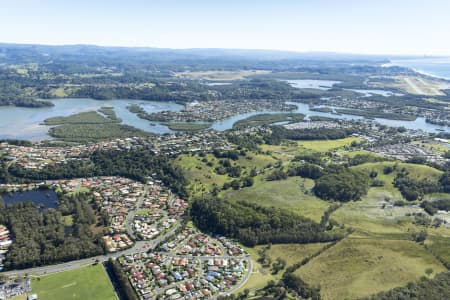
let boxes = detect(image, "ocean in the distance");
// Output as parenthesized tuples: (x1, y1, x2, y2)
(388, 57, 450, 80)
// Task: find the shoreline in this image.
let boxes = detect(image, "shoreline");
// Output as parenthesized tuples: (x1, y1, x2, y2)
(383, 60, 450, 81)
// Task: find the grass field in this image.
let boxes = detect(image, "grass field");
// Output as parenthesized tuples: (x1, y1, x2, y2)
(297, 137, 362, 152)
(426, 234, 450, 263)
(396, 76, 446, 96)
(332, 188, 417, 238)
(224, 176, 329, 222)
(238, 243, 330, 293)
(175, 152, 277, 198)
(174, 70, 271, 81)
(174, 154, 231, 198)
(261, 137, 361, 161)
(411, 140, 450, 155)
(9, 295, 26, 300)
(176, 140, 448, 299)
(294, 238, 447, 300)
(31, 264, 116, 300)
(333, 161, 443, 238)
(351, 161, 443, 197)
(370, 75, 449, 96)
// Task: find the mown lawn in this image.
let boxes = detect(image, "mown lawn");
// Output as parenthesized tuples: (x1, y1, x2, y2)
(31, 264, 116, 300)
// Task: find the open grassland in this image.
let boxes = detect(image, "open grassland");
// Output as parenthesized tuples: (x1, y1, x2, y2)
(340, 149, 385, 158)
(47, 86, 80, 98)
(174, 70, 271, 81)
(352, 161, 443, 197)
(9, 295, 26, 300)
(426, 235, 450, 263)
(424, 97, 450, 105)
(332, 188, 418, 238)
(261, 137, 361, 161)
(174, 153, 233, 198)
(370, 75, 449, 96)
(389, 76, 448, 96)
(31, 264, 116, 300)
(333, 162, 443, 237)
(223, 176, 329, 222)
(411, 140, 450, 155)
(238, 243, 330, 293)
(294, 238, 447, 300)
(400, 76, 447, 96)
(257, 243, 331, 269)
(174, 152, 277, 198)
(176, 142, 448, 299)
(296, 137, 362, 152)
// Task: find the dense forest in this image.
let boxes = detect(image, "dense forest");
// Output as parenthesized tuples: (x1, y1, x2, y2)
(190, 198, 343, 246)
(107, 259, 140, 300)
(0, 193, 102, 270)
(313, 170, 370, 202)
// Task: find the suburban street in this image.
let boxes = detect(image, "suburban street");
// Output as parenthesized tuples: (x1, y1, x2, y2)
(1, 222, 181, 277)
(125, 184, 150, 239)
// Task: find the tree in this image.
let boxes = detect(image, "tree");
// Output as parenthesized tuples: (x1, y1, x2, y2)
(314, 170, 369, 202)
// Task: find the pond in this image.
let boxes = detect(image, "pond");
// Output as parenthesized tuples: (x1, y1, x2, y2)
(1, 189, 59, 209)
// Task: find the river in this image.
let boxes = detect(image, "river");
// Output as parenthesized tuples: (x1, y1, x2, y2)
(0, 95, 448, 141)
(0, 98, 183, 141)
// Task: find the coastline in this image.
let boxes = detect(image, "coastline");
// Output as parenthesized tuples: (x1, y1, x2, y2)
(384, 59, 450, 81)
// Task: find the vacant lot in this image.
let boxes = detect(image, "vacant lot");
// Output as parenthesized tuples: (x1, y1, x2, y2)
(261, 137, 361, 161)
(295, 238, 447, 300)
(174, 70, 270, 81)
(224, 176, 329, 222)
(31, 264, 116, 300)
(175, 152, 277, 198)
(297, 137, 362, 152)
(238, 243, 329, 293)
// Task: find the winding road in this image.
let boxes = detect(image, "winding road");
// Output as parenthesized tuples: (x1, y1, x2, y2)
(0, 182, 253, 296)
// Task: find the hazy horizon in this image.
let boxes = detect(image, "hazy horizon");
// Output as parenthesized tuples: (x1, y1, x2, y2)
(1, 0, 450, 56)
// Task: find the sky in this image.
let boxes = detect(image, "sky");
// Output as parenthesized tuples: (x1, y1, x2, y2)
(0, 0, 449, 55)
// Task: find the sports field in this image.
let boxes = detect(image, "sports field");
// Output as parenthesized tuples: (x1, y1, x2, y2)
(31, 264, 116, 300)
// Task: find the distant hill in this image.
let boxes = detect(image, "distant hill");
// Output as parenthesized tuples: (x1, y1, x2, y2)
(0, 43, 400, 66)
